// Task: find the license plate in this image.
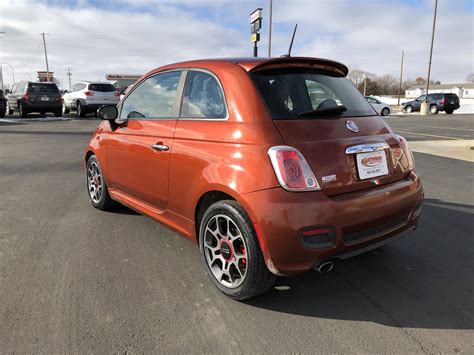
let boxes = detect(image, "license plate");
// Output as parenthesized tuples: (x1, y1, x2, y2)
(41, 96, 49, 101)
(356, 151, 389, 180)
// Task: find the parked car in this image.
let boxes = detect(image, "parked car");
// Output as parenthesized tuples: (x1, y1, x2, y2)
(85, 57, 424, 300)
(63, 82, 120, 117)
(6, 81, 62, 118)
(0, 89, 6, 118)
(402, 93, 460, 114)
(365, 96, 390, 116)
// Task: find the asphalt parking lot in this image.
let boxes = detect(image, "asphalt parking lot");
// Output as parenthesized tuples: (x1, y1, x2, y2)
(0, 114, 473, 353)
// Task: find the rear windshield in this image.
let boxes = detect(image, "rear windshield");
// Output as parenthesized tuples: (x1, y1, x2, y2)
(28, 83, 59, 93)
(88, 84, 116, 92)
(251, 68, 376, 119)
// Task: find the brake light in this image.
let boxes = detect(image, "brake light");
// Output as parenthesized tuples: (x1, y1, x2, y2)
(396, 135, 415, 170)
(268, 146, 320, 191)
(84, 91, 94, 96)
(22, 93, 29, 102)
(114, 92, 120, 97)
(440, 98, 446, 105)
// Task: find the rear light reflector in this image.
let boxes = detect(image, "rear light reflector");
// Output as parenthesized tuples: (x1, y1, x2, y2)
(268, 146, 320, 192)
(301, 226, 335, 249)
(22, 93, 29, 102)
(411, 202, 423, 220)
(114, 92, 120, 97)
(396, 135, 415, 170)
(84, 91, 94, 96)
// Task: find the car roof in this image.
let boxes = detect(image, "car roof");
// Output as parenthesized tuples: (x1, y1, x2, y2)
(146, 56, 349, 77)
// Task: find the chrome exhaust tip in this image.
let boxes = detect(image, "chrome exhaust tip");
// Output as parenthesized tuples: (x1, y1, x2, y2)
(316, 261, 334, 273)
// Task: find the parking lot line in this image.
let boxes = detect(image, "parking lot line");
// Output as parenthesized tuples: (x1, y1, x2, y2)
(394, 130, 464, 140)
(418, 125, 474, 132)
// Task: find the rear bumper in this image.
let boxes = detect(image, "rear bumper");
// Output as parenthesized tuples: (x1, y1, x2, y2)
(240, 172, 423, 275)
(25, 102, 62, 112)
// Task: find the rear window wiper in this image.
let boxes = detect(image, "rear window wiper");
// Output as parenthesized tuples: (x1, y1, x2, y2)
(297, 105, 347, 118)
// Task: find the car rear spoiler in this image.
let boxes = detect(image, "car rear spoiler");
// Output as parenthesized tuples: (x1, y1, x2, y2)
(248, 57, 349, 77)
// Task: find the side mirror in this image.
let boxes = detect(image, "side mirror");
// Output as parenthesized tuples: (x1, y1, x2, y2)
(97, 105, 118, 121)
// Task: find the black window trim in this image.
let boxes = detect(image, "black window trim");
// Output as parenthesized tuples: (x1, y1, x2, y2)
(117, 69, 186, 122)
(177, 68, 229, 121)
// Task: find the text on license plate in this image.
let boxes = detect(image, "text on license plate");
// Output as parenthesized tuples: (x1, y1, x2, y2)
(41, 96, 49, 101)
(356, 150, 389, 180)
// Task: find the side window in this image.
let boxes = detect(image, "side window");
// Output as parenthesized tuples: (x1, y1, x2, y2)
(367, 97, 376, 104)
(71, 84, 79, 92)
(120, 71, 182, 120)
(181, 70, 227, 119)
(78, 83, 86, 91)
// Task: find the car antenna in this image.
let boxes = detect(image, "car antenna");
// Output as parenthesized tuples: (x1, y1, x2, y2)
(281, 24, 298, 57)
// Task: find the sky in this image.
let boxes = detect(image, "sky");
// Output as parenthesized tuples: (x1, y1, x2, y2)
(0, 0, 472, 89)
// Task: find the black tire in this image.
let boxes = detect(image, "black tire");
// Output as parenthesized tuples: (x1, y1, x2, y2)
(405, 105, 413, 113)
(199, 200, 275, 300)
(77, 101, 86, 118)
(381, 107, 390, 116)
(86, 155, 117, 211)
(19, 102, 28, 118)
(62, 103, 70, 115)
(445, 109, 453, 115)
(54, 109, 62, 117)
(7, 101, 14, 115)
(430, 105, 438, 114)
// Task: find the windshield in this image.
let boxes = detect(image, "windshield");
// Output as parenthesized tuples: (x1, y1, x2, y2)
(88, 84, 116, 92)
(28, 83, 59, 93)
(251, 68, 376, 119)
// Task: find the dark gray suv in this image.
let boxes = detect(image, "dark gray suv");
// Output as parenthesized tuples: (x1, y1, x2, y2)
(402, 93, 460, 114)
(6, 81, 62, 118)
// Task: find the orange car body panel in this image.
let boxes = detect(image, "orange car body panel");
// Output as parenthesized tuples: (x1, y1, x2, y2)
(85, 57, 423, 275)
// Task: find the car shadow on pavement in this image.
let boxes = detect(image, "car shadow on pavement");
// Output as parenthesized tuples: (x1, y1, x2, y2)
(245, 198, 474, 330)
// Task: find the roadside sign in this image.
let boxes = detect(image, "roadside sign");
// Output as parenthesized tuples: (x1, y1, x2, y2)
(250, 8, 262, 23)
(251, 33, 260, 43)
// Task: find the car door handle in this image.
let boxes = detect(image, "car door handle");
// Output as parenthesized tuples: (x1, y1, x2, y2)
(151, 143, 169, 151)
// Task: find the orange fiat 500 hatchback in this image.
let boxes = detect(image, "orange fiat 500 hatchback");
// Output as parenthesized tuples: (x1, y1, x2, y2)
(85, 57, 423, 300)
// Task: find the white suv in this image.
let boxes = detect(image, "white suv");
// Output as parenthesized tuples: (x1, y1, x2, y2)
(63, 82, 120, 117)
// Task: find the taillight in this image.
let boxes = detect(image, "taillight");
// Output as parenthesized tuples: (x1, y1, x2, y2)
(84, 91, 94, 96)
(22, 93, 29, 102)
(440, 98, 446, 105)
(396, 135, 415, 170)
(114, 92, 120, 97)
(268, 146, 320, 192)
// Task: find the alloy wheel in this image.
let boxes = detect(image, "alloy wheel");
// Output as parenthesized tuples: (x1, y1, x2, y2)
(87, 161, 103, 203)
(203, 214, 248, 288)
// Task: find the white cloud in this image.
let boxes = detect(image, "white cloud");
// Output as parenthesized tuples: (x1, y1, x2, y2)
(0, 0, 472, 89)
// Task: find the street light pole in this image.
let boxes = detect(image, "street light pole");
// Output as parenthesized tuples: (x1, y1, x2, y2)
(40, 33, 50, 82)
(0, 62, 15, 85)
(421, 0, 438, 115)
(268, 0, 273, 57)
(398, 50, 404, 106)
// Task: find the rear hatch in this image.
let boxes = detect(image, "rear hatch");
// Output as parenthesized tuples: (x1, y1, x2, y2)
(27, 83, 61, 106)
(250, 65, 412, 196)
(87, 83, 120, 104)
(444, 93, 459, 107)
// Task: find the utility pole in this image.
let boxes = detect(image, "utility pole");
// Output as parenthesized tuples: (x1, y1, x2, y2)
(398, 50, 404, 106)
(0, 31, 5, 91)
(66, 67, 72, 90)
(363, 77, 367, 96)
(268, 0, 273, 57)
(40, 33, 50, 82)
(421, 0, 438, 115)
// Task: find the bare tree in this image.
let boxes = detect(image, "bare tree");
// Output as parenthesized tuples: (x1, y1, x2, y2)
(347, 68, 370, 89)
(466, 73, 474, 82)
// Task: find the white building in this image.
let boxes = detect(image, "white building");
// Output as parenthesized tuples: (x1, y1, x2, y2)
(405, 83, 474, 99)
